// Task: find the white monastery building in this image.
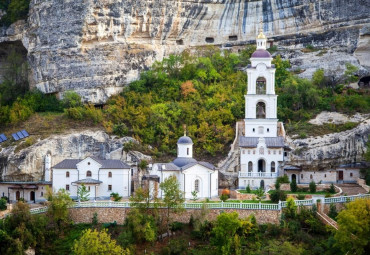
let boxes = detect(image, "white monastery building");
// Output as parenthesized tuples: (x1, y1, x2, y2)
(52, 156, 131, 200)
(238, 29, 286, 190)
(146, 134, 218, 199)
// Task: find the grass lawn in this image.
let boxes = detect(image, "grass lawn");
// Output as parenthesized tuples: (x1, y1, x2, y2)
(237, 190, 261, 194)
(267, 190, 329, 195)
(192, 199, 274, 204)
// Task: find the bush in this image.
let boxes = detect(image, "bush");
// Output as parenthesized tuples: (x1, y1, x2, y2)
(309, 181, 316, 193)
(290, 179, 297, 192)
(170, 221, 184, 232)
(220, 193, 229, 202)
(62, 90, 82, 108)
(162, 239, 187, 255)
(110, 192, 122, 202)
(245, 184, 251, 193)
(328, 183, 336, 194)
(113, 123, 129, 137)
(64, 107, 85, 120)
(270, 190, 287, 203)
(297, 194, 305, 200)
(0, 198, 7, 211)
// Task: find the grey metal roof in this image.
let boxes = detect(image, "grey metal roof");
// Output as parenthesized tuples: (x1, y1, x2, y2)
(198, 161, 216, 170)
(239, 137, 258, 147)
(53, 159, 81, 169)
(265, 137, 284, 148)
(177, 136, 193, 144)
(172, 157, 197, 167)
(142, 175, 160, 181)
(53, 158, 130, 169)
(72, 178, 102, 184)
(159, 163, 180, 171)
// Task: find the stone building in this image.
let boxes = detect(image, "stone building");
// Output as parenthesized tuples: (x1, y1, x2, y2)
(145, 134, 218, 199)
(238, 29, 286, 190)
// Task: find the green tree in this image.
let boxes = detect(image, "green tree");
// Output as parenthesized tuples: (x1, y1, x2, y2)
(159, 175, 185, 231)
(72, 229, 130, 255)
(334, 199, 370, 254)
(0, 198, 7, 211)
(130, 187, 158, 214)
(312, 69, 326, 88)
(309, 181, 316, 193)
(270, 189, 287, 203)
(290, 179, 297, 192)
(255, 187, 265, 202)
(125, 208, 157, 243)
(284, 197, 297, 219)
(62, 90, 82, 108)
(77, 184, 90, 202)
(344, 63, 359, 84)
(47, 188, 73, 231)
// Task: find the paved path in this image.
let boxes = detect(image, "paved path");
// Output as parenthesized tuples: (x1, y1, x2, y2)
(337, 183, 367, 196)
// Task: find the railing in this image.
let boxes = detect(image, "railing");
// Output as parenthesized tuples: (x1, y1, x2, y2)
(281, 199, 314, 207)
(30, 206, 48, 214)
(323, 193, 370, 204)
(239, 172, 278, 178)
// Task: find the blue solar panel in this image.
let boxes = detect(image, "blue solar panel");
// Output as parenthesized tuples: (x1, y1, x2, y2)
(0, 134, 6, 141)
(17, 131, 25, 139)
(12, 133, 20, 141)
(21, 130, 29, 137)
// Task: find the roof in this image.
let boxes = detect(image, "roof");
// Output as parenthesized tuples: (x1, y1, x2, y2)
(177, 136, 193, 144)
(239, 137, 258, 147)
(72, 178, 102, 184)
(142, 175, 160, 181)
(53, 158, 130, 169)
(198, 161, 216, 170)
(284, 165, 302, 171)
(172, 157, 197, 167)
(265, 137, 285, 148)
(0, 181, 52, 185)
(159, 163, 180, 171)
(251, 49, 271, 58)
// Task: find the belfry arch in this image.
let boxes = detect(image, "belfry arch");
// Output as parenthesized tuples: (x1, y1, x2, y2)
(256, 77, 266, 94)
(256, 102, 266, 119)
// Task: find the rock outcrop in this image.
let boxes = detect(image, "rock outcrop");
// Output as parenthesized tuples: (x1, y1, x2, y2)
(0, 130, 151, 181)
(0, 0, 369, 103)
(288, 113, 370, 170)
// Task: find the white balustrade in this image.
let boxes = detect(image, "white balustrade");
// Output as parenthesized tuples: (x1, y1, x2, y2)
(238, 172, 278, 178)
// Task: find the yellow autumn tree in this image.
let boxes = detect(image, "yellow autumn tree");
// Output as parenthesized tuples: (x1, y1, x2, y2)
(181, 80, 196, 97)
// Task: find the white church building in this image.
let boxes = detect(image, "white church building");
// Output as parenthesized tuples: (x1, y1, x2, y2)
(52, 156, 131, 200)
(238, 29, 286, 190)
(145, 135, 218, 199)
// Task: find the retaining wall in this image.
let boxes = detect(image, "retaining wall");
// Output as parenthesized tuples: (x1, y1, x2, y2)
(69, 207, 281, 225)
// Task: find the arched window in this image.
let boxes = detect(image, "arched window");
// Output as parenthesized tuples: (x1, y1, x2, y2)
(258, 159, 265, 172)
(194, 179, 200, 192)
(108, 172, 112, 178)
(248, 161, 253, 172)
(256, 77, 266, 94)
(187, 148, 189, 155)
(66, 171, 70, 178)
(310, 174, 313, 179)
(256, 102, 266, 119)
(86, 171, 92, 177)
(271, 162, 275, 172)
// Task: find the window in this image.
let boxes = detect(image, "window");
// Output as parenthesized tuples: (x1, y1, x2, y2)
(324, 174, 326, 178)
(88, 162, 90, 165)
(108, 172, 112, 178)
(279, 150, 282, 155)
(88, 186, 91, 191)
(108, 185, 112, 191)
(284, 152, 288, 157)
(66, 185, 70, 191)
(187, 148, 189, 155)
(248, 161, 253, 172)
(195, 179, 199, 192)
(271, 162, 275, 172)
(253, 128, 255, 132)
(248, 150, 250, 154)
(242, 150, 245, 154)
(86, 171, 92, 177)
(301, 174, 303, 179)
(41, 192, 44, 197)
(310, 175, 313, 179)
(256, 102, 266, 119)
(273, 150, 276, 155)
(267, 128, 270, 132)
(350, 173, 353, 177)
(66, 171, 70, 177)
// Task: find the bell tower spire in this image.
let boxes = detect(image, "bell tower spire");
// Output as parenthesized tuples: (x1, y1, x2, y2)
(256, 21, 267, 50)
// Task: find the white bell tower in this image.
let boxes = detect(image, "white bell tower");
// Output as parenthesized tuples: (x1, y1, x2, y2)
(244, 29, 278, 137)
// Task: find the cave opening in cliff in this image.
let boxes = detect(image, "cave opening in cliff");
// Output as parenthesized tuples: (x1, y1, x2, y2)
(176, 39, 184, 45)
(229, 35, 238, 41)
(0, 40, 29, 105)
(358, 76, 370, 88)
(205, 37, 214, 43)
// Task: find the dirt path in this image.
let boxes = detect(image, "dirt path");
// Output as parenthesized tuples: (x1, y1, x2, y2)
(337, 183, 367, 195)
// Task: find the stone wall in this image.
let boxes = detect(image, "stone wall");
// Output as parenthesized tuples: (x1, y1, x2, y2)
(69, 207, 281, 225)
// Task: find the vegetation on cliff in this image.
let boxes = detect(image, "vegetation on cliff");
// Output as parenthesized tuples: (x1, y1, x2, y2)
(0, 46, 369, 159)
(0, 0, 30, 26)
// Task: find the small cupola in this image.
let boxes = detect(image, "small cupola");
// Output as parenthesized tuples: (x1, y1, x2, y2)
(256, 28, 267, 50)
(177, 134, 193, 158)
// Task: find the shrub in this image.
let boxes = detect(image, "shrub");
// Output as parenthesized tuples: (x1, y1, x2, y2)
(245, 184, 251, 193)
(290, 179, 297, 192)
(110, 192, 122, 202)
(64, 107, 85, 120)
(309, 181, 316, 193)
(270, 190, 287, 203)
(0, 198, 7, 211)
(297, 194, 305, 200)
(113, 123, 129, 137)
(92, 212, 98, 225)
(170, 221, 184, 232)
(220, 193, 229, 202)
(328, 183, 336, 194)
(62, 90, 82, 108)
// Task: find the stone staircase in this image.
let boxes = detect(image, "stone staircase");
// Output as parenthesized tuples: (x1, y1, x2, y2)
(316, 211, 338, 230)
(337, 183, 367, 196)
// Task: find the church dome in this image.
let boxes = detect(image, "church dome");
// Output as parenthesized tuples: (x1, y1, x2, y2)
(251, 49, 271, 58)
(177, 136, 193, 144)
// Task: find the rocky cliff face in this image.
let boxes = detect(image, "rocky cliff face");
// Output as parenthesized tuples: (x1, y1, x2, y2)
(288, 113, 370, 170)
(0, 0, 369, 103)
(0, 130, 151, 181)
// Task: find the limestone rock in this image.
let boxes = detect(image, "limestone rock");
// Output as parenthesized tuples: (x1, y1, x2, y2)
(0, 0, 369, 103)
(0, 130, 151, 181)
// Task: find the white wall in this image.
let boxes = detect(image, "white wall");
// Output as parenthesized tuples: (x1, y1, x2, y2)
(0, 184, 50, 203)
(244, 119, 278, 137)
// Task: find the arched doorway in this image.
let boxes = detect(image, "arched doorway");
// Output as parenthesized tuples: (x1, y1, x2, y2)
(260, 180, 265, 189)
(292, 174, 297, 182)
(16, 191, 20, 200)
(248, 161, 253, 172)
(30, 191, 35, 202)
(258, 159, 265, 172)
(256, 102, 266, 119)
